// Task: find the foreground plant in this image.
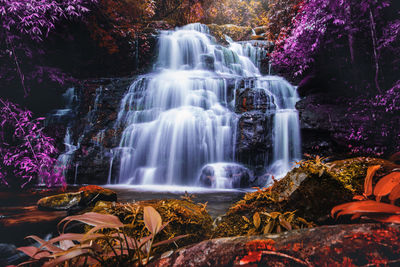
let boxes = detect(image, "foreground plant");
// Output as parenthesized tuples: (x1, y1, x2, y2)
(331, 165, 400, 223)
(242, 210, 315, 235)
(17, 207, 187, 266)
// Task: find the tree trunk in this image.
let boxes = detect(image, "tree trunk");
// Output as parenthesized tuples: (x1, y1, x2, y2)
(369, 8, 382, 93)
(346, 2, 358, 92)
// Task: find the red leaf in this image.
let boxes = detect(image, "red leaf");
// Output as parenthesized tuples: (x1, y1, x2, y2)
(59, 212, 123, 233)
(374, 172, 400, 198)
(25, 235, 62, 253)
(42, 248, 91, 267)
(17, 246, 50, 259)
(389, 184, 400, 204)
(367, 214, 400, 224)
(364, 165, 380, 196)
(353, 195, 366, 201)
(331, 200, 400, 219)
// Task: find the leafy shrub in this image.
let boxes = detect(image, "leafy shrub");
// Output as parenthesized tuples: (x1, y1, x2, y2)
(0, 98, 64, 188)
(17, 207, 187, 266)
(331, 165, 400, 223)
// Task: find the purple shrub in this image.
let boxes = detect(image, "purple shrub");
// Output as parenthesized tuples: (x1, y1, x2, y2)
(0, 98, 65, 188)
(343, 80, 400, 156)
(0, 0, 97, 94)
(0, 0, 98, 188)
(271, 0, 397, 86)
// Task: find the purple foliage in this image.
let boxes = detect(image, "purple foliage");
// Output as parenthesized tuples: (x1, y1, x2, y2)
(272, 0, 400, 156)
(0, 0, 97, 41)
(0, 98, 65, 188)
(0, 0, 97, 94)
(343, 81, 400, 156)
(271, 0, 395, 78)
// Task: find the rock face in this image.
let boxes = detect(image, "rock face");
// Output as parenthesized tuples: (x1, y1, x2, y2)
(235, 112, 274, 174)
(296, 93, 350, 157)
(37, 186, 117, 211)
(47, 78, 135, 185)
(296, 91, 400, 158)
(234, 84, 276, 176)
(207, 24, 253, 44)
(150, 223, 400, 267)
(236, 88, 276, 113)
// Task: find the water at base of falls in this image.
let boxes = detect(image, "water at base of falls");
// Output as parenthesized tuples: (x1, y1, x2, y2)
(106, 23, 301, 188)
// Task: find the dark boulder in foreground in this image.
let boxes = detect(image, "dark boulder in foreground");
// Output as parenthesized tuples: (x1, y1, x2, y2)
(150, 223, 400, 267)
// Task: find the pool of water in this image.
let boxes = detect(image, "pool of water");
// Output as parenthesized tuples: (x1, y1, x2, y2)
(106, 185, 249, 219)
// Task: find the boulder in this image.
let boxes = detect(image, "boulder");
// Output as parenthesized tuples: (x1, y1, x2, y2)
(37, 186, 117, 212)
(199, 163, 252, 188)
(150, 223, 400, 267)
(251, 35, 267, 40)
(0, 243, 27, 266)
(213, 157, 399, 237)
(235, 88, 276, 113)
(235, 111, 274, 173)
(207, 24, 253, 44)
(200, 54, 215, 71)
(253, 26, 268, 35)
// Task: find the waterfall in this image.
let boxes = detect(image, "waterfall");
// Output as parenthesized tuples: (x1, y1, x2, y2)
(111, 23, 301, 188)
(256, 77, 301, 178)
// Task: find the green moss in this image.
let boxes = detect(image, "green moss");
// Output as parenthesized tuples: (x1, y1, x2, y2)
(327, 157, 397, 194)
(37, 192, 81, 211)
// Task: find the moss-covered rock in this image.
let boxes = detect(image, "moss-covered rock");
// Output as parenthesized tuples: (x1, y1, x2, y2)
(207, 24, 253, 44)
(37, 186, 117, 211)
(213, 157, 398, 237)
(91, 199, 213, 252)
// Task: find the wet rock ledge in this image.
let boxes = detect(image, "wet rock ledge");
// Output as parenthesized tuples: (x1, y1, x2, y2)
(150, 223, 400, 267)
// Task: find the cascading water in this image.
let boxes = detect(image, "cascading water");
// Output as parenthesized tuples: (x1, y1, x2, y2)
(257, 77, 301, 178)
(110, 23, 301, 188)
(47, 88, 79, 183)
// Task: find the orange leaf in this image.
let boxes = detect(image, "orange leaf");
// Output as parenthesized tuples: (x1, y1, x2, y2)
(25, 235, 63, 253)
(369, 214, 400, 224)
(40, 233, 103, 250)
(143, 206, 162, 235)
(331, 200, 400, 219)
(364, 165, 380, 196)
(58, 212, 123, 233)
(253, 212, 261, 229)
(353, 195, 366, 201)
(374, 172, 400, 198)
(17, 246, 51, 259)
(42, 248, 91, 267)
(389, 184, 400, 204)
